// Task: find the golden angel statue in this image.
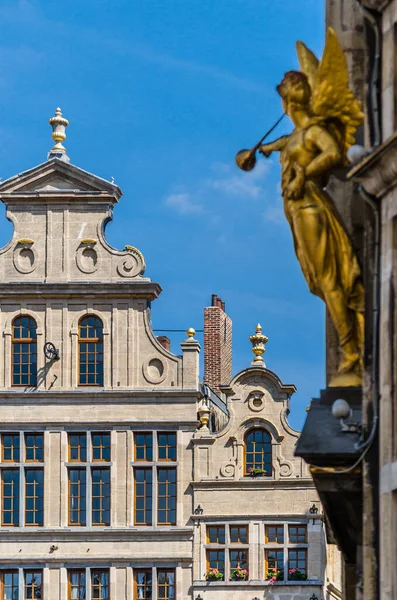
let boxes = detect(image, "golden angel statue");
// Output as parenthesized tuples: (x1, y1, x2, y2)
(236, 28, 364, 387)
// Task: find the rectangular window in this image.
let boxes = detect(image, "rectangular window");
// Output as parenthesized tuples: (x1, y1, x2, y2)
(288, 525, 307, 543)
(265, 549, 284, 580)
(135, 569, 152, 600)
(68, 468, 86, 526)
(0, 570, 19, 599)
(25, 468, 43, 526)
(92, 433, 111, 462)
(134, 468, 152, 525)
(2, 434, 20, 462)
(157, 468, 176, 525)
(68, 569, 86, 599)
(157, 569, 175, 600)
(288, 549, 307, 577)
(157, 433, 176, 461)
(25, 434, 44, 462)
(68, 434, 87, 462)
(206, 550, 225, 578)
(91, 467, 110, 525)
(134, 433, 153, 462)
(230, 549, 248, 575)
(2, 469, 20, 526)
(230, 525, 248, 544)
(24, 570, 42, 599)
(91, 570, 109, 600)
(265, 525, 284, 543)
(207, 525, 225, 544)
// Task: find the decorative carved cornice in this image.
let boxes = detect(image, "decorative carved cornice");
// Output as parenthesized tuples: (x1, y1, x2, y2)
(348, 131, 397, 197)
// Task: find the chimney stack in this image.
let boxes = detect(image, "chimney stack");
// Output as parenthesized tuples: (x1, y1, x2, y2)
(157, 336, 171, 352)
(204, 294, 232, 393)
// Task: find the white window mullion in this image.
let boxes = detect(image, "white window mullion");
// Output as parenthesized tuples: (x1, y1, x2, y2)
(152, 566, 157, 600)
(152, 430, 158, 527)
(87, 432, 92, 527)
(86, 567, 91, 600)
(86, 465, 92, 527)
(152, 466, 157, 527)
(284, 523, 288, 581)
(18, 567, 24, 600)
(19, 432, 24, 527)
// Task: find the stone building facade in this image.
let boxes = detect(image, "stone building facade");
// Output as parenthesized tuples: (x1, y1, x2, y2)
(0, 115, 340, 599)
(296, 2, 397, 600)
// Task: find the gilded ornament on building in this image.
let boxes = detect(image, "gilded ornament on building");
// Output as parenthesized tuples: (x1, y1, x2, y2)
(237, 28, 365, 387)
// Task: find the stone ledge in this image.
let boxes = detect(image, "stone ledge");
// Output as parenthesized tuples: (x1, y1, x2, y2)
(348, 130, 397, 197)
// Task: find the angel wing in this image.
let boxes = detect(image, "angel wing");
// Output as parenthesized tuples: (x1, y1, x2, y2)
(310, 28, 364, 162)
(296, 40, 319, 93)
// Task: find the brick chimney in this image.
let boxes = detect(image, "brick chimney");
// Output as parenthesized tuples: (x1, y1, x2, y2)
(204, 294, 232, 392)
(157, 336, 171, 352)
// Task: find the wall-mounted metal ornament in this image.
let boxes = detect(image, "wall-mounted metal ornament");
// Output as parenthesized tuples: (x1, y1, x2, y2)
(44, 342, 60, 361)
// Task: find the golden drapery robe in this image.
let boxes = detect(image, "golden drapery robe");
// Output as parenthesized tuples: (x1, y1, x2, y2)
(280, 125, 364, 351)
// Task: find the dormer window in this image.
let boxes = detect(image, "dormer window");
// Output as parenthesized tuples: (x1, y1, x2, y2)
(78, 316, 103, 386)
(12, 316, 37, 387)
(244, 429, 272, 476)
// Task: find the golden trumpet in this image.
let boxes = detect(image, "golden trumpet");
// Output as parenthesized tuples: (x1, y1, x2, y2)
(235, 146, 260, 172)
(235, 113, 285, 172)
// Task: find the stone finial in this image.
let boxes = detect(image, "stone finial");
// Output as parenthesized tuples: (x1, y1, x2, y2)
(249, 323, 268, 366)
(197, 399, 211, 432)
(48, 107, 70, 163)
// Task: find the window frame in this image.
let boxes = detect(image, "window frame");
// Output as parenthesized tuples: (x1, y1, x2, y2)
(78, 315, 104, 387)
(288, 548, 308, 578)
(24, 569, 43, 600)
(68, 569, 86, 600)
(244, 428, 272, 476)
(11, 316, 38, 388)
(134, 467, 153, 526)
(1, 468, 20, 526)
(157, 569, 175, 600)
(68, 433, 87, 463)
(134, 433, 153, 462)
(91, 569, 109, 600)
(1, 433, 20, 463)
(91, 467, 111, 526)
(24, 433, 44, 463)
(263, 521, 310, 582)
(91, 432, 111, 462)
(205, 523, 250, 582)
(24, 467, 44, 527)
(68, 467, 87, 527)
(0, 569, 18, 599)
(288, 524, 308, 543)
(134, 569, 152, 600)
(132, 430, 178, 527)
(157, 467, 176, 526)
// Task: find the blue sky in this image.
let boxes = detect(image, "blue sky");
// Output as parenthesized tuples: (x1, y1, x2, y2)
(0, 0, 325, 430)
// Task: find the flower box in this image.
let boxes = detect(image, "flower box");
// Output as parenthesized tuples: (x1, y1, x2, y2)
(229, 568, 248, 581)
(288, 569, 308, 581)
(205, 569, 224, 581)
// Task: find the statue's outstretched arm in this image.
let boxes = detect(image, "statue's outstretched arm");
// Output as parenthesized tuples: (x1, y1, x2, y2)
(259, 135, 289, 157)
(304, 125, 341, 177)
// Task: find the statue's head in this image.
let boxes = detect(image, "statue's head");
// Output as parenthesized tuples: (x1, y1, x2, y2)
(277, 71, 311, 113)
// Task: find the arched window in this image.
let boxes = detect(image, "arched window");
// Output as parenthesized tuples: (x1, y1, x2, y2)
(244, 428, 272, 476)
(78, 316, 104, 386)
(12, 316, 37, 387)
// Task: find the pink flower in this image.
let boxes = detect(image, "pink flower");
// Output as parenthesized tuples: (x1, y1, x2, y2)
(269, 576, 277, 584)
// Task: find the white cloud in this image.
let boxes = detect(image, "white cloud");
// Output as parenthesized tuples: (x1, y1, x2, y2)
(263, 205, 285, 225)
(263, 182, 286, 226)
(207, 160, 270, 199)
(164, 192, 203, 215)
